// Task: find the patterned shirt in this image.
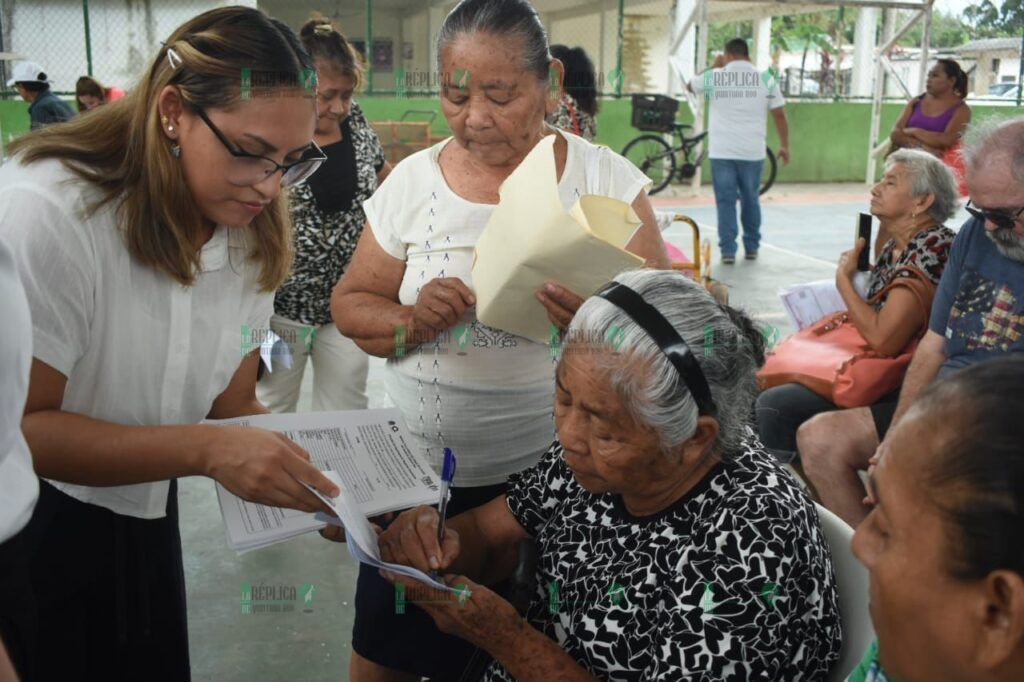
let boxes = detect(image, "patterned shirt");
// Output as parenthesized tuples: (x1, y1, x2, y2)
(930, 217, 1024, 373)
(547, 93, 597, 142)
(866, 223, 956, 307)
(483, 432, 843, 681)
(273, 102, 386, 326)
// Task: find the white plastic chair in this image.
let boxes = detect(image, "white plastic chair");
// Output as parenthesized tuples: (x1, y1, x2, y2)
(815, 503, 875, 682)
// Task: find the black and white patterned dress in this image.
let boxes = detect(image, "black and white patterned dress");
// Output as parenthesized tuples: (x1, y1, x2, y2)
(274, 102, 386, 326)
(484, 433, 842, 681)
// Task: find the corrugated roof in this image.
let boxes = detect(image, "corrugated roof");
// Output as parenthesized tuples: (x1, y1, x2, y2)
(958, 37, 1022, 53)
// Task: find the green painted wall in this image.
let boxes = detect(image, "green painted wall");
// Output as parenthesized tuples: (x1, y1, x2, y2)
(3, 96, 1020, 184)
(357, 96, 1022, 184)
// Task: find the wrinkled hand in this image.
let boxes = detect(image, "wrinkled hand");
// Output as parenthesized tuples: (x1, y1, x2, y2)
(377, 505, 460, 573)
(204, 425, 339, 513)
(381, 572, 522, 651)
(536, 282, 584, 333)
(837, 238, 866, 284)
(777, 146, 790, 165)
(411, 277, 476, 340)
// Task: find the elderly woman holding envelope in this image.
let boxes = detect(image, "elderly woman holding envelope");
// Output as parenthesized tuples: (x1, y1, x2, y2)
(331, 0, 667, 679)
(375, 269, 842, 680)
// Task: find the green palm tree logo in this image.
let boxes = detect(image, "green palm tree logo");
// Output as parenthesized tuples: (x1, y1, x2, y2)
(606, 326, 626, 351)
(607, 67, 624, 93)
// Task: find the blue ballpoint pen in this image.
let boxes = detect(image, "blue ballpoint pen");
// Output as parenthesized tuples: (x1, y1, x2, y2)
(433, 448, 457, 578)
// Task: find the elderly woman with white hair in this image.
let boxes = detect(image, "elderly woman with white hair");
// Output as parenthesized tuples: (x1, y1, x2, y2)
(756, 149, 959, 479)
(374, 269, 842, 680)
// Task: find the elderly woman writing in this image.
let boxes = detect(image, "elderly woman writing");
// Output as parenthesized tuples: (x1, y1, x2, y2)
(849, 355, 1024, 682)
(756, 150, 958, 494)
(374, 269, 842, 680)
(331, 0, 667, 678)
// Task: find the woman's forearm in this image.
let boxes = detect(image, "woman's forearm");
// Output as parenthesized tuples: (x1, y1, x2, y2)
(489, 623, 599, 681)
(837, 275, 893, 353)
(908, 128, 955, 148)
(332, 291, 425, 358)
(22, 410, 216, 486)
(890, 129, 913, 149)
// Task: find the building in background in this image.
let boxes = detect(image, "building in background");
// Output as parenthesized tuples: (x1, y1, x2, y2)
(956, 37, 1021, 95)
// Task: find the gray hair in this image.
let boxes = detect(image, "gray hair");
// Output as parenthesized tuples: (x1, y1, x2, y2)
(886, 148, 959, 224)
(565, 269, 766, 460)
(436, 0, 551, 80)
(962, 115, 1024, 183)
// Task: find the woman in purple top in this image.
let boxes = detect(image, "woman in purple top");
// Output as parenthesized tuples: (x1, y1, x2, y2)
(890, 59, 971, 158)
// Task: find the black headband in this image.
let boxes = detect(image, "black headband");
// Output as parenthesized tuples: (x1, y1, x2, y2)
(595, 282, 717, 417)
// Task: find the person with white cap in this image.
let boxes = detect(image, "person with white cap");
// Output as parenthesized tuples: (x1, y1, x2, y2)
(7, 61, 74, 129)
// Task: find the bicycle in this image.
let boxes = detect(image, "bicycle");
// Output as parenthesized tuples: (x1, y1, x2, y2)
(621, 94, 778, 197)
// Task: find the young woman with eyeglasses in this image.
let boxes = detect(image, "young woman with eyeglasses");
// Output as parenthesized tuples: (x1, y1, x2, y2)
(0, 7, 338, 679)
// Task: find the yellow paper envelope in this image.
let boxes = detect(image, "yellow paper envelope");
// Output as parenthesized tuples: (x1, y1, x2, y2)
(472, 135, 645, 343)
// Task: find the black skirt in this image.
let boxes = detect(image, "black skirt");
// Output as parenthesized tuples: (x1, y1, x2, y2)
(17, 479, 191, 681)
(0, 516, 38, 679)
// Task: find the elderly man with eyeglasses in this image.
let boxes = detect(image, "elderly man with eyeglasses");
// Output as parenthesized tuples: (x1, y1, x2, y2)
(797, 116, 1024, 528)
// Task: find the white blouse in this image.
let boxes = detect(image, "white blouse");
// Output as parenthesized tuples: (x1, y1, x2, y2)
(0, 157, 274, 519)
(0, 235, 38, 544)
(362, 132, 650, 486)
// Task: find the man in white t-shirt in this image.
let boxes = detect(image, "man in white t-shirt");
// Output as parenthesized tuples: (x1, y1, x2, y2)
(690, 38, 790, 264)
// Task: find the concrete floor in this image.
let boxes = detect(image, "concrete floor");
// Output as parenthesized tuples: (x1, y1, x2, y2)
(180, 182, 970, 680)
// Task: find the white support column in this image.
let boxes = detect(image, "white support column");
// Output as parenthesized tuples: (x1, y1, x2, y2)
(691, 0, 709, 191)
(429, 5, 446, 83)
(599, 0, 607, 88)
(753, 15, 772, 70)
(867, 9, 898, 183)
(851, 7, 878, 97)
(918, 2, 933, 94)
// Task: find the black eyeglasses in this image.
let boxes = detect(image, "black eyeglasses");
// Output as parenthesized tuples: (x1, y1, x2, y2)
(965, 200, 1024, 231)
(193, 107, 326, 188)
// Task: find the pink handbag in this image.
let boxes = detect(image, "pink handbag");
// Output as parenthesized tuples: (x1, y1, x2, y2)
(758, 267, 935, 408)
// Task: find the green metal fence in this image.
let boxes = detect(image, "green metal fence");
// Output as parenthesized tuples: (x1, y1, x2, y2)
(0, 1, 646, 101)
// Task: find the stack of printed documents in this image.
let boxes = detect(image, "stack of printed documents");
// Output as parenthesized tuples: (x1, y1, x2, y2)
(309, 473, 458, 593)
(212, 409, 439, 554)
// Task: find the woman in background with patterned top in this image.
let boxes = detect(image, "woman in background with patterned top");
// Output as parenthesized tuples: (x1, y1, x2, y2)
(546, 44, 598, 141)
(756, 149, 957, 490)
(258, 16, 392, 412)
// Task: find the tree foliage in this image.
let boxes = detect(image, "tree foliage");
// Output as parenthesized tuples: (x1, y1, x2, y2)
(964, 0, 1024, 37)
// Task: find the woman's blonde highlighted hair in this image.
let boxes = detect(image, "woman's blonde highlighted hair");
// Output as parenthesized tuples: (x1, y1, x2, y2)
(8, 6, 316, 290)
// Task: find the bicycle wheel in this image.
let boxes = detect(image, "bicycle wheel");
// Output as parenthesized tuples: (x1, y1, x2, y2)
(622, 135, 676, 195)
(759, 148, 778, 195)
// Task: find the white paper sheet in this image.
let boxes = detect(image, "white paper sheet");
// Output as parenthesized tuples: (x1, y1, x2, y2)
(778, 280, 849, 330)
(306, 472, 456, 593)
(212, 409, 440, 553)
